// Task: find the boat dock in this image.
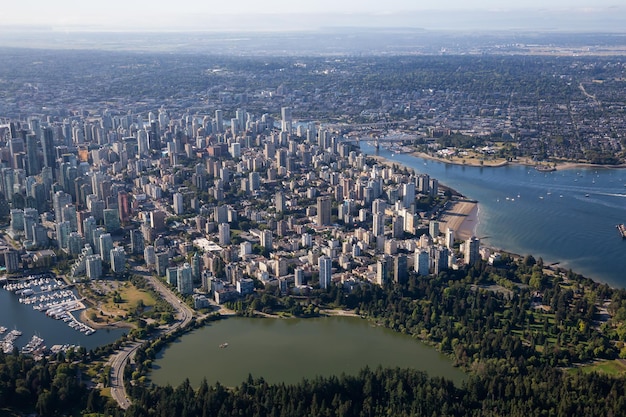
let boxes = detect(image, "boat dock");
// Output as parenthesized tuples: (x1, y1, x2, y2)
(21, 335, 45, 355)
(2, 274, 95, 336)
(1, 329, 22, 354)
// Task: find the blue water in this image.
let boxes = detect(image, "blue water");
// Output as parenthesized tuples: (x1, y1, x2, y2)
(363, 144, 626, 288)
(0, 289, 125, 351)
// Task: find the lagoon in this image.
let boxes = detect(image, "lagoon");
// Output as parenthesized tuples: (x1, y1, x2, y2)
(150, 316, 465, 387)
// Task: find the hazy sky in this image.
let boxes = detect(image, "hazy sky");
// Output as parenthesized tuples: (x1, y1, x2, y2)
(2, 0, 623, 31)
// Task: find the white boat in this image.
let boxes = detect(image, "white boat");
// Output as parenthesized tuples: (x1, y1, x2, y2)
(22, 335, 44, 354)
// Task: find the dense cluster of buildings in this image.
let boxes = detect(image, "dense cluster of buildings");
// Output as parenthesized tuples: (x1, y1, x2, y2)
(3, 52, 625, 169)
(0, 102, 489, 305)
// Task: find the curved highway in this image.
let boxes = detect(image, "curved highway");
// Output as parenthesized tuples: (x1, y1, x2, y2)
(109, 271, 194, 410)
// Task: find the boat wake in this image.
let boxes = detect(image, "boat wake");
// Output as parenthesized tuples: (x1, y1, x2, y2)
(596, 192, 626, 198)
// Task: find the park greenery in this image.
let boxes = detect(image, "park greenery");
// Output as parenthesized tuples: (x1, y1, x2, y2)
(77, 274, 176, 336)
(219, 254, 626, 368)
(105, 253, 626, 416)
(3, 248, 626, 415)
(0, 335, 135, 416)
(121, 365, 626, 417)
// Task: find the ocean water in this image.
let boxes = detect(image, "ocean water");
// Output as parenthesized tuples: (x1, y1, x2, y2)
(363, 144, 626, 288)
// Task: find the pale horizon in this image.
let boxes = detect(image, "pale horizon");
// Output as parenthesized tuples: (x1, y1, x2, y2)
(1, 1, 624, 33)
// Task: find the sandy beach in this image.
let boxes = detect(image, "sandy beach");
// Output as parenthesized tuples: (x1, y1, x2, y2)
(438, 200, 479, 241)
(366, 153, 480, 241)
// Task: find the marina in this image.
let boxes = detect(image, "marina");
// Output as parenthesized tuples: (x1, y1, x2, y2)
(1, 329, 23, 354)
(0, 283, 125, 353)
(2, 274, 95, 337)
(21, 335, 45, 355)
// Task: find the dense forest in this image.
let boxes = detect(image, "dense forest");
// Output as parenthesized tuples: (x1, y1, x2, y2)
(123, 364, 626, 417)
(0, 334, 137, 416)
(0, 349, 93, 416)
(2, 351, 625, 416)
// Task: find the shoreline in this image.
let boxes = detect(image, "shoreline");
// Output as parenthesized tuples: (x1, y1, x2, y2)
(369, 152, 537, 263)
(320, 309, 361, 318)
(239, 309, 361, 319)
(369, 149, 623, 289)
(438, 200, 479, 241)
(407, 150, 626, 171)
(367, 154, 480, 242)
(79, 310, 135, 330)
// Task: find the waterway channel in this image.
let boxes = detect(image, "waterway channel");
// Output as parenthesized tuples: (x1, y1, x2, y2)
(150, 316, 466, 387)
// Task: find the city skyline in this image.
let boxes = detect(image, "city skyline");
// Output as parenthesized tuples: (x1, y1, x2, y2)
(0, 16, 625, 413)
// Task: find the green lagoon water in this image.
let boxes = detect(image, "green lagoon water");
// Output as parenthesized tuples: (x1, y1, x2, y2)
(150, 316, 465, 387)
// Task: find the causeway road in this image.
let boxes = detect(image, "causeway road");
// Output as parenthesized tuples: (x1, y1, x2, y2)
(109, 271, 194, 410)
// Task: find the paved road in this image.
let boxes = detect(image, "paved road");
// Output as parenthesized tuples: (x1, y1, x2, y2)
(109, 270, 194, 410)
(109, 341, 141, 409)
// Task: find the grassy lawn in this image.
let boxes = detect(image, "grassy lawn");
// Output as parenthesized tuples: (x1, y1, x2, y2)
(84, 362, 105, 379)
(576, 360, 626, 376)
(85, 282, 158, 324)
(115, 283, 157, 307)
(559, 283, 577, 291)
(100, 387, 112, 398)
